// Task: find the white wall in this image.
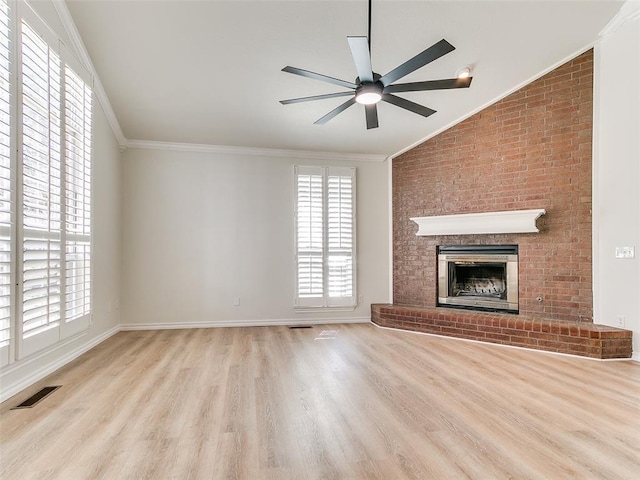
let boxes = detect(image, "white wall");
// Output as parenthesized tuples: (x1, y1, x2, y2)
(0, 2, 123, 402)
(593, 1, 640, 360)
(90, 104, 123, 337)
(121, 147, 389, 328)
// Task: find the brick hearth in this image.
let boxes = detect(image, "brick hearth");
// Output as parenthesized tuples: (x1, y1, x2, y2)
(371, 304, 632, 359)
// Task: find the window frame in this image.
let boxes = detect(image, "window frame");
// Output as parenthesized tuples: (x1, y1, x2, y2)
(293, 165, 357, 310)
(0, 0, 14, 367)
(0, 0, 93, 364)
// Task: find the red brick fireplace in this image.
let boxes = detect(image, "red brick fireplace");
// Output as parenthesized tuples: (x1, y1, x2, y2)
(372, 49, 632, 359)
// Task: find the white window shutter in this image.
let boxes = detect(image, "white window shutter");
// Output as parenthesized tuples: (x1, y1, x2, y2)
(327, 172, 354, 302)
(0, 0, 11, 365)
(20, 20, 62, 346)
(294, 165, 356, 308)
(63, 65, 91, 325)
(0, 3, 93, 361)
(295, 166, 324, 307)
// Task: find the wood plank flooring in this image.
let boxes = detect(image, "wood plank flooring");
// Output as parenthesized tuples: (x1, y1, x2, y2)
(1, 324, 639, 479)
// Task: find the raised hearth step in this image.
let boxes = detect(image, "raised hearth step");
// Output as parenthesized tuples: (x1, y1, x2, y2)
(371, 304, 632, 359)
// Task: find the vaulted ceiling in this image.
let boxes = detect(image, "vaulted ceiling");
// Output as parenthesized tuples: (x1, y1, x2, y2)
(65, 0, 623, 157)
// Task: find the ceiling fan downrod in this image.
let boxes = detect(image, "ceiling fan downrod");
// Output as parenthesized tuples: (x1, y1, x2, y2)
(367, 0, 372, 53)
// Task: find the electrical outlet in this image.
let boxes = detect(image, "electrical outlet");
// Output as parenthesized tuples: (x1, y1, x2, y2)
(358, 294, 364, 304)
(615, 247, 635, 259)
(616, 315, 625, 328)
(233, 296, 240, 307)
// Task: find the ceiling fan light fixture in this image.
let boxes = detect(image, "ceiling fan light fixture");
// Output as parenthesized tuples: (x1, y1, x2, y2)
(356, 92, 382, 105)
(355, 83, 382, 105)
(457, 66, 472, 79)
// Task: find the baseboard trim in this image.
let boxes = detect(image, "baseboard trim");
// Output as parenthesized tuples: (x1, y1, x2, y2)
(0, 326, 121, 403)
(120, 317, 371, 331)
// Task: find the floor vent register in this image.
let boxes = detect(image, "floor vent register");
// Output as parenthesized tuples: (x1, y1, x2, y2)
(11, 386, 61, 410)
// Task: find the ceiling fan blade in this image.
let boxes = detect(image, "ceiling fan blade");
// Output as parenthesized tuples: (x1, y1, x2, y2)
(282, 66, 357, 90)
(384, 77, 472, 93)
(379, 39, 455, 87)
(365, 104, 378, 129)
(314, 97, 357, 125)
(382, 93, 436, 118)
(280, 91, 355, 105)
(348, 36, 374, 83)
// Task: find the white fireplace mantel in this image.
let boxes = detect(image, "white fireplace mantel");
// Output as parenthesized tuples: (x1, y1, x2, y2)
(410, 209, 546, 236)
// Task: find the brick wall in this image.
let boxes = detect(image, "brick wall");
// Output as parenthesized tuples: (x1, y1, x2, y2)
(393, 50, 593, 322)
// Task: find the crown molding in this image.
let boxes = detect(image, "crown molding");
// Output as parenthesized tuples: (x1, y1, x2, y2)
(51, 0, 127, 146)
(125, 139, 388, 163)
(600, 0, 640, 37)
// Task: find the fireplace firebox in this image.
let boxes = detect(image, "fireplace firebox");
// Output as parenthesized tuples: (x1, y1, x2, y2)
(437, 245, 518, 313)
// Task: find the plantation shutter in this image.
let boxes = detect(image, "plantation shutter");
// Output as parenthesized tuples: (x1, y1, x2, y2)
(63, 65, 91, 326)
(0, 0, 11, 366)
(327, 172, 354, 301)
(20, 18, 63, 353)
(295, 166, 323, 306)
(0, 3, 93, 362)
(294, 166, 356, 308)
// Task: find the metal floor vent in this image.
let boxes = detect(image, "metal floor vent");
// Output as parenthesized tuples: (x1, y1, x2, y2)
(11, 386, 61, 410)
(288, 325, 313, 329)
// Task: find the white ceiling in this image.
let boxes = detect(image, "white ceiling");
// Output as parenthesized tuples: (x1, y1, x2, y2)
(65, 0, 623, 157)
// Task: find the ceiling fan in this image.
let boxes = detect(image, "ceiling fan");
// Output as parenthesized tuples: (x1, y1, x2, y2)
(279, 0, 473, 130)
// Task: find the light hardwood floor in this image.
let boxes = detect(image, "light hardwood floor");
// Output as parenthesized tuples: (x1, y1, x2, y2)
(1, 324, 639, 480)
